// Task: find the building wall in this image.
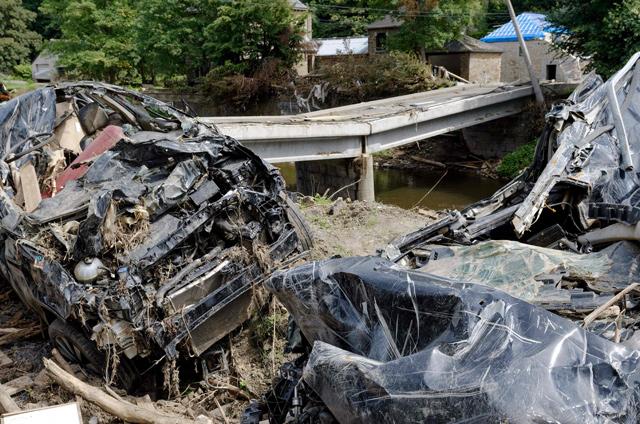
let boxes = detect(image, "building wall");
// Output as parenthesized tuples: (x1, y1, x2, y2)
(492, 39, 582, 83)
(31, 54, 59, 82)
(428, 52, 501, 83)
(293, 11, 314, 76)
(428, 54, 465, 78)
(367, 29, 398, 56)
(467, 53, 502, 84)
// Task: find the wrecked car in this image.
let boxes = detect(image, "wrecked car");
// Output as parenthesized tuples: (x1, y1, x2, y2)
(0, 82, 312, 389)
(252, 52, 640, 423)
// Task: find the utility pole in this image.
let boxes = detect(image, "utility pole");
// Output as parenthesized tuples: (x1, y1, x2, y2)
(505, 0, 545, 105)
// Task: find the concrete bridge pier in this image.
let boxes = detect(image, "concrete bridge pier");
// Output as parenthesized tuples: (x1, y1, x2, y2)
(295, 153, 375, 201)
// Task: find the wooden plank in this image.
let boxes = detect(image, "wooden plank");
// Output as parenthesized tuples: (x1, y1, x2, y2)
(3, 376, 33, 397)
(0, 353, 11, 368)
(19, 162, 41, 213)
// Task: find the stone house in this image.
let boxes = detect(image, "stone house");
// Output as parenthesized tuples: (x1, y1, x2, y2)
(426, 36, 503, 83)
(366, 16, 402, 56)
(481, 12, 584, 83)
(289, 0, 316, 76)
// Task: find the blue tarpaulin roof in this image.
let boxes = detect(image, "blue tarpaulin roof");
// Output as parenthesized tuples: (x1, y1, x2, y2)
(481, 12, 562, 43)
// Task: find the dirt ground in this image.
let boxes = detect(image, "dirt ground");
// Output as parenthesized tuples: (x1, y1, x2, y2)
(0, 198, 431, 423)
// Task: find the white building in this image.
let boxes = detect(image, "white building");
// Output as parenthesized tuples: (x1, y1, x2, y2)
(481, 12, 584, 83)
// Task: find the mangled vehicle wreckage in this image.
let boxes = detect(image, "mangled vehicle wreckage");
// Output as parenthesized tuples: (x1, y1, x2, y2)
(0, 82, 311, 388)
(252, 53, 640, 423)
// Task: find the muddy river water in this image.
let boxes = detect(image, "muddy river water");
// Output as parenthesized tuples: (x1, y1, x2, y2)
(278, 163, 503, 210)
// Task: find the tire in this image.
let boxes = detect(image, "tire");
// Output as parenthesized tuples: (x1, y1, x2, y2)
(48, 319, 105, 375)
(285, 196, 314, 252)
(48, 319, 137, 390)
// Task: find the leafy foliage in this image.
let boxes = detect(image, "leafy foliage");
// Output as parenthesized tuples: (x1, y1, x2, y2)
(547, 0, 640, 78)
(387, 0, 484, 59)
(204, 0, 303, 75)
(496, 140, 536, 179)
(0, 0, 41, 73)
(310, 0, 385, 37)
(40, 0, 140, 83)
(39, 0, 304, 84)
(135, 0, 215, 84)
(319, 51, 452, 103)
(22, 0, 59, 40)
(13, 63, 33, 80)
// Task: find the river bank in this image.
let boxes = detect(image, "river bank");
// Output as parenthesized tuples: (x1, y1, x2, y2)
(374, 135, 504, 179)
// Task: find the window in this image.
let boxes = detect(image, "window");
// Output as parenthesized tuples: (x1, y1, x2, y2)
(546, 64, 557, 80)
(375, 32, 387, 52)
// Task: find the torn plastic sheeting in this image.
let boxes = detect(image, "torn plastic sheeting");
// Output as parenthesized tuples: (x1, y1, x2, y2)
(513, 58, 640, 236)
(268, 256, 640, 423)
(144, 158, 204, 219)
(417, 240, 640, 302)
(0, 87, 56, 160)
(73, 190, 113, 260)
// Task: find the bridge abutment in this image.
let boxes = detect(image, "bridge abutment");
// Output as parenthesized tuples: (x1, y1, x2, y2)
(295, 155, 375, 201)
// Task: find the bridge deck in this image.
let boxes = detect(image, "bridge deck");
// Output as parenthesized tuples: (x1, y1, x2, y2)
(201, 83, 535, 163)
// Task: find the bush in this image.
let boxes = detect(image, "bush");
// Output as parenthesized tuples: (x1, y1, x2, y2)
(318, 52, 452, 104)
(202, 58, 293, 109)
(12, 64, 32, 81)
(496, 141, 537, 179)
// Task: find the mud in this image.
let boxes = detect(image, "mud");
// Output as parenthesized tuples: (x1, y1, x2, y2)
(299, 197, 431, 259)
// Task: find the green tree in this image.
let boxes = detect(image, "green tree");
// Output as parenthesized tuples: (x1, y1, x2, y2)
(204, 0, 304, 76)
(40, 0, 140, 83)
(135, 0, 217, 84)
(0, 0, 42, 73)
(310, 0, 385, 38)
(548, 0, 640, 78)
(22, 0, 59, 41)
(388, 0, 484, 60)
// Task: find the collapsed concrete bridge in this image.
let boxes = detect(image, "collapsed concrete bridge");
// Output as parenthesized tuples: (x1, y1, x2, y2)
(202, 83, 559, 200)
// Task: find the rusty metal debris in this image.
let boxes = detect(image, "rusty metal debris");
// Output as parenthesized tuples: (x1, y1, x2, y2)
(250, 53, 640, 423)
(0, 82, 311, 390)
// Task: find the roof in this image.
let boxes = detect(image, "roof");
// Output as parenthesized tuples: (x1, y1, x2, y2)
(32, 51, 58, 65)
(428, 35, 503, 54)
(288, 0, 308, 11)
(316, 37, 369, 56)
(481, 12, 563, 43)
(367, 15, 402, 30)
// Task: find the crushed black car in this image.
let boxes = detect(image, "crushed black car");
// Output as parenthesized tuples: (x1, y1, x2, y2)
(253, 53, 640, 423)
(0, 82, 312, 389)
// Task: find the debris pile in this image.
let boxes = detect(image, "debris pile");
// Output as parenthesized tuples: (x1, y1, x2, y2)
(0, 82, 311, 392)
(253, 53, 640, 423)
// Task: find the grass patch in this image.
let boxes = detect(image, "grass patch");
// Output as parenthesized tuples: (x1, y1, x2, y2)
(312, 195, 333, 206)
(373, 149, 395, 160)
(497, 141, 537, 179)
